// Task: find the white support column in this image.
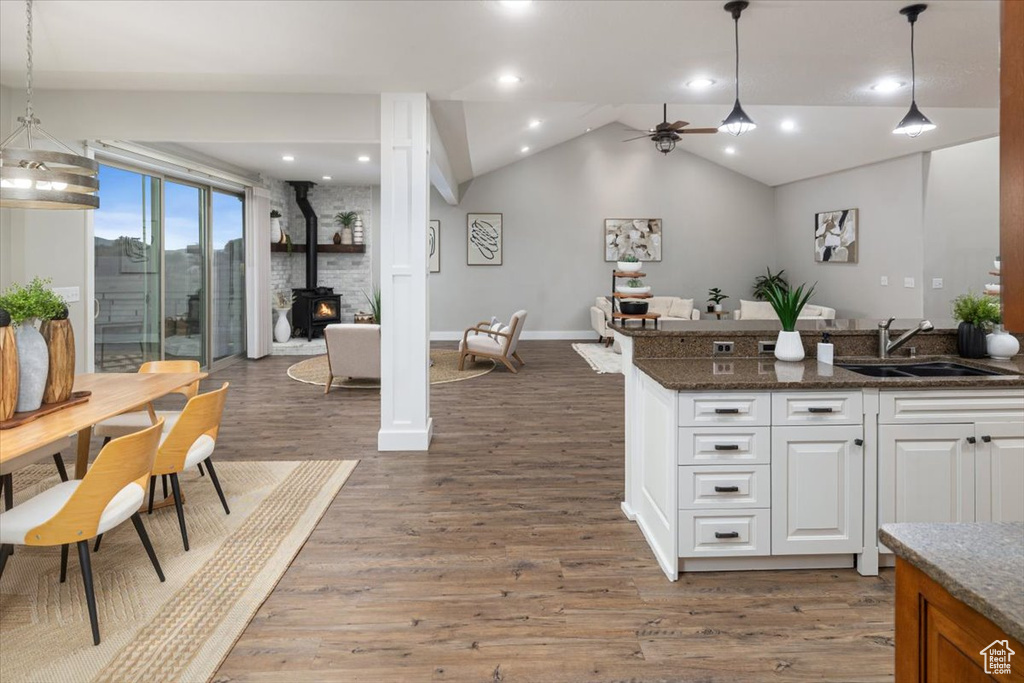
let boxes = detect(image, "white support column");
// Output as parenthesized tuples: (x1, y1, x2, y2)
(379, 93, 432, 451)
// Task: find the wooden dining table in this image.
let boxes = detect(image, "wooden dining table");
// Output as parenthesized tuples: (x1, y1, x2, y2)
(0, 372, 207, 479)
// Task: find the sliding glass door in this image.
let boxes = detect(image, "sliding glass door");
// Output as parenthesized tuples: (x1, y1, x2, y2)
(93, 162, 245, 372)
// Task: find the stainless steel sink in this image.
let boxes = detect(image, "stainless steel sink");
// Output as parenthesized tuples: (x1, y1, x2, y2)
(837, 361, 1003, 378)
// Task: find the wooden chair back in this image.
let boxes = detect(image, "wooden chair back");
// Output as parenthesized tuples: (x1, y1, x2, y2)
(154, 382, 229, 475)
(25, 419, 163, 546)
(139, 360, 202, 399)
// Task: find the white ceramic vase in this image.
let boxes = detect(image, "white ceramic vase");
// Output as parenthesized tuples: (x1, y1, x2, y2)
(714, 304, 723, 312)
(15, 320, 48, 412)
(986, 326, 1020, 361)
(341, 227, 354, 246)
(615, 285, 651, 295)
(774, 330, 805, 362)
(271, 217, 283, 243)
(274, 309, 292, 343)
(353, 216, 364, 245)
(616, 261, 642, 273)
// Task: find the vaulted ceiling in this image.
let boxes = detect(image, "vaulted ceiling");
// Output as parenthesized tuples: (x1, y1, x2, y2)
(0, 0, 1001, 187)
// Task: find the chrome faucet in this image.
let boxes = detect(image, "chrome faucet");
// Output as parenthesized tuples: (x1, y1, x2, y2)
(878, 317, 935, 359)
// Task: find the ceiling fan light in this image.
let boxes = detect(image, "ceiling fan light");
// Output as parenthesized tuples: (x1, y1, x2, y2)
(893, 101, 936, 137)
(654, 137, 676, 154)
(719, 101, 757, 136)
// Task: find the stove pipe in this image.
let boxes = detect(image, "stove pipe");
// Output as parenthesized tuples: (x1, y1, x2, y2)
(288, 181, 318, 289)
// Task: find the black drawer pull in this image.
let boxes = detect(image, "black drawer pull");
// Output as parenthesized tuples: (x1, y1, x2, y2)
(714, 444, 740, 451)
(714, 531, 740, 539)
(854, 438, 864, 447)
(981, 435, 992, 443)
(807, 407, 834, 414)
(714, 408, 741, 415)
(967, 436, 977, 444)
(714, 485, 740, 493)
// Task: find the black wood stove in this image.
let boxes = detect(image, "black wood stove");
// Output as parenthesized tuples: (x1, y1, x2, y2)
(288, 181, 342, 340)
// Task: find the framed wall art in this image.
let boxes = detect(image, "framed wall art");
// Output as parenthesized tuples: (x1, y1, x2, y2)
(814, 208, 858, 263)
(604, 218, 662, 262)
(467, 213, 502, 265)
(428, 220, 441, 273)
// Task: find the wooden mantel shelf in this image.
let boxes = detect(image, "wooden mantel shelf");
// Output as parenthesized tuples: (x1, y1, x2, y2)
(271, 243, 366, 254)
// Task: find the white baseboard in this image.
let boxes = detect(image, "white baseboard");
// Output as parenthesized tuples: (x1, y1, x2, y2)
(377, 418, 434, 451)
(430, 330, 595, 341)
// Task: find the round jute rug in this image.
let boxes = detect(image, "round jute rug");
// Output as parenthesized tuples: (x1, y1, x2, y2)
(287, 349, 495, 389)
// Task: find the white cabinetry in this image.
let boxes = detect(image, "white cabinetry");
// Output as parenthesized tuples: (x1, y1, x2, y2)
(975, 422, 1024, 522)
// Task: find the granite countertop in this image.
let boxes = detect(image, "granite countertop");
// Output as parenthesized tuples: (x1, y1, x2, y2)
(633, 356, 1024, 391)
(879, 523, 1024, 644)
(611, 317, 962, 337)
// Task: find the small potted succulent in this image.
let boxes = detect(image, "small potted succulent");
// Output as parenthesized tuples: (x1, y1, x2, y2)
(707, 287, 729, 313)
(952, 293, 1001, 358)
(762, 280, 816, 362)
(270, 209, 283, 243)
(616, 277, 651, 296)
(334, 211, 358, 246)
(616, 253, 643, 274)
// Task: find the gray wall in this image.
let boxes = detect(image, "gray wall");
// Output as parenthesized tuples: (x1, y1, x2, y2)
(774, 154, 927, 319)
(427, 124, 777, 333)
(922, 137, 1000, 320)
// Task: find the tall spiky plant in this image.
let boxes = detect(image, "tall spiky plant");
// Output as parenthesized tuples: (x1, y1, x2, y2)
(364, 286, 381, 324)
(762, 280, 816, 331)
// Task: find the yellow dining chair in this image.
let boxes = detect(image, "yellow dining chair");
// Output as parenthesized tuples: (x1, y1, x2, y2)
(94, 360, 201, 441)
(0, 420, 166, 646)
(152, 382, 230, 551)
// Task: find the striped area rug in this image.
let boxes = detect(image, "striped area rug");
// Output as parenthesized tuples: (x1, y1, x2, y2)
(0, 460, 357, 682)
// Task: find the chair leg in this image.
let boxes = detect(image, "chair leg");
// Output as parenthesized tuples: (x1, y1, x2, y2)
(0, 544, 12, 581)
(501, 357, 519, 374)
(161, 475, 168, 499)
(77, 540, 101, 645)
(204, 458, 230, 515)
(169, 473, 189, 551)
(130, 512, 165, 582)
(148, 476, 156, 514)
(102, 436, 111, 446)
(512, 352, 525, 366)
(93, 534, 103, 552)
(53, 453, 69, 482)
(457, 352, 467, 371)
(60, 544, 69, 582)
(197, 462, 205, 477)
(2, 473, 12, 511)
(324, 372, 332, 394)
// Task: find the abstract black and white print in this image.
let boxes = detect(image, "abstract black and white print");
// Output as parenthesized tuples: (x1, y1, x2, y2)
(814, 208, 858, 263)
(604, 219, 662, 262)
(467, 213, 502, 265)
(428, 220, 441, 273)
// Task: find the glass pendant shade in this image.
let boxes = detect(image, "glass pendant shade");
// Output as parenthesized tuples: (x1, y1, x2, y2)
(892, 101, 936, 138)
(654, 137, 676, 154)
(719, 100, 757, 136)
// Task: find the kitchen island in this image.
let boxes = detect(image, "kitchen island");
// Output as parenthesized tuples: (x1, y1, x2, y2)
(612, 320, 1024, 580)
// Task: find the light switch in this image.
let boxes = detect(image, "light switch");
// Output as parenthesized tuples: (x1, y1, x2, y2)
(880, 276, 889, 286)
(53, 286, 80, 303)
(932, 278, 944, 289)
(904, 277, 916, 289)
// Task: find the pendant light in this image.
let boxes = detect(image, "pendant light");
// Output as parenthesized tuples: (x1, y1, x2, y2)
(893, 4, 936, 138)
(719, 1, 756, 136)
(0, 0, 99, 210)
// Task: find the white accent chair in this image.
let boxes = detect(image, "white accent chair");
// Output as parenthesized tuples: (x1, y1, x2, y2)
(591, 297, 701, 344)
(458, 310, 527, 373)
(0, 420, 166, 646)
(732, 299, 836, 320)
(323, 324, 381, 393)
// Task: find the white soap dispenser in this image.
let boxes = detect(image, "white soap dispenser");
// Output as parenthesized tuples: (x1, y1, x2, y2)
(817, 332, 835, 365)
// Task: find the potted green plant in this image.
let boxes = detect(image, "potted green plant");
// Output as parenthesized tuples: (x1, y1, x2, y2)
(616, 277, 651, 296)
(616, 253, 642, 274)
(270, 209, 283, 243)
(752, 267, 789, 301)
(0, 277, 67, 412)
(335, 211, 358, 246)
(707, 287, 729, 313)
(364, 286, 382, 324)
(762, 280, 816, 362)
(952, 293, 1001, 358)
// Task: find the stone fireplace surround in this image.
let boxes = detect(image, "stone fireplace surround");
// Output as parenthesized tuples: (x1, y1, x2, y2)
(269, 180, 373, 327)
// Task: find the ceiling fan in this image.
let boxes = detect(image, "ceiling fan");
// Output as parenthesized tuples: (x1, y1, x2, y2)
(624, 104, 718, 155)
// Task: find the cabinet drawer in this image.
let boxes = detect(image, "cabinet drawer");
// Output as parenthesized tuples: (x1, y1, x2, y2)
(679, 393, 770, 427)
(679, 465, 771, 509)
(772, 391, 863, 426)
(880, 390, 1024, 424)
(678, 427, 770, 465)
(678, 509, 771, 558)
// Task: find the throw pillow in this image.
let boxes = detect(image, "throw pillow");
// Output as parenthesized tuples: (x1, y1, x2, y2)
(668, 298, 694, 319)
(739, 299, 778, 320)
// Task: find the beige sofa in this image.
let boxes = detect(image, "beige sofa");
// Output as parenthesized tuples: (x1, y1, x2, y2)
(591, 296, 700, 342)
(731, 299, 836, 321)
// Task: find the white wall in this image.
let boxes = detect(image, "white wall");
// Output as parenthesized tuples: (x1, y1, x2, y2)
(428, 124, 777, 333)
(922, 137, 1000, 319)
(774, 154, 927, 319)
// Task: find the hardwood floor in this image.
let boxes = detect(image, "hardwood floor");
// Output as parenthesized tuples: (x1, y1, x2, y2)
(197, 341, 894, 682)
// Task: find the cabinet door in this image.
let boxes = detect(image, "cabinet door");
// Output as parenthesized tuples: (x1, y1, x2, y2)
(976, 422, 1024, 522)
(878, 425, 975, 534)
(771, 425, 864, 555)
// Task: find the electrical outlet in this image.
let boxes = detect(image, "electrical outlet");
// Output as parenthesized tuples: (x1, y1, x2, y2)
(713, 341, 734, 356)
(713, 362, 734, 375)
(904, 277, 916, 288)
(880, 276, 889, 286)
(932, 278, 944, 289)
(758, 340, 776, 355)
(52, 286, 80, 303)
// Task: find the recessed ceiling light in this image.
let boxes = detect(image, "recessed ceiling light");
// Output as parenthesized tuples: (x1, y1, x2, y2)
(871, 79, 905, 93)
(528, 119, 542, 129)
(282, 155, 295, 162)
(780, 119, 797, 132)
(724, 147, 736, 155)
(585, 127, 592, 133)
(520, 146, 530, 153)
(498, 73, 522, 85)
(322, 175, 332, 180)
(686, 78, 716, 89)
(358, 155, 370, 162)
